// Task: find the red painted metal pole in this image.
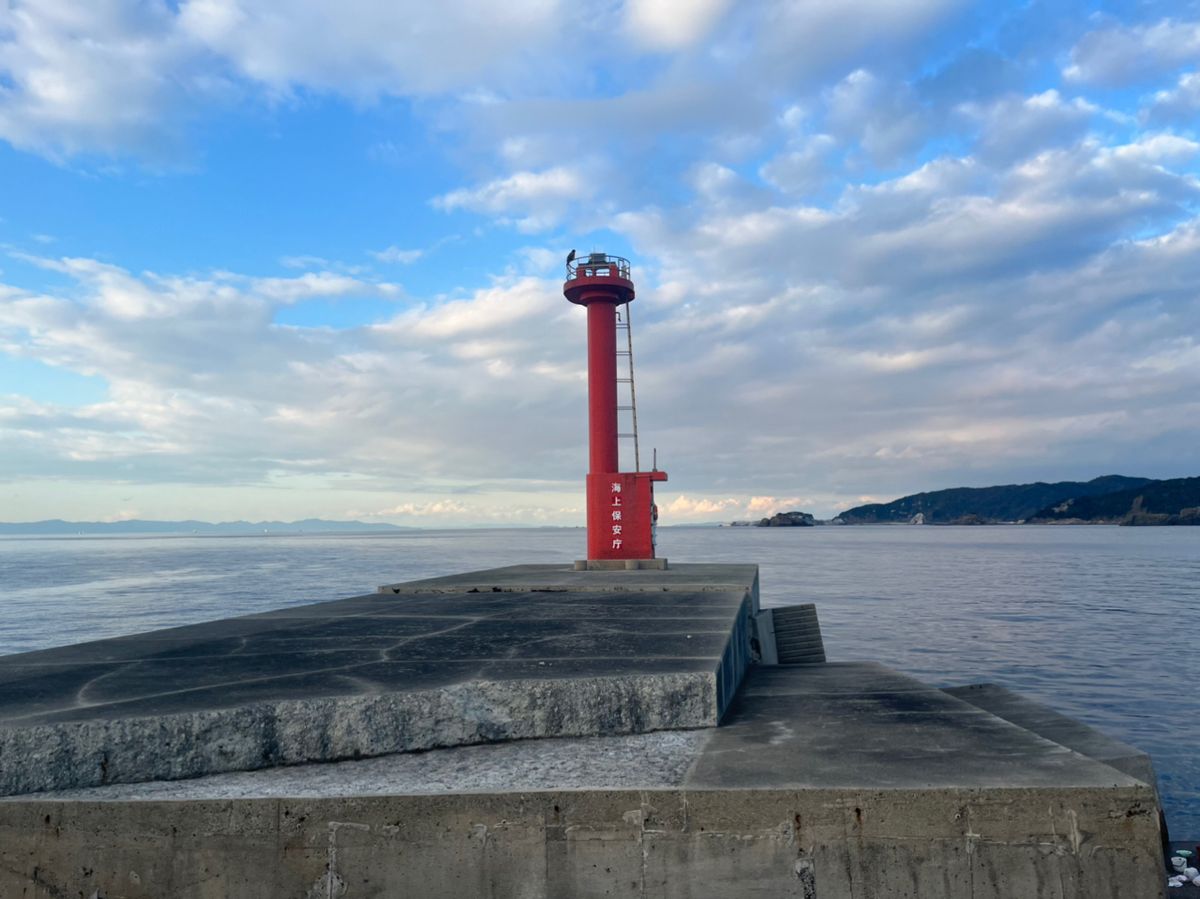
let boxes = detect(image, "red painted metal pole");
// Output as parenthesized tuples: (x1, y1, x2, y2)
(587, 301, 619, 475)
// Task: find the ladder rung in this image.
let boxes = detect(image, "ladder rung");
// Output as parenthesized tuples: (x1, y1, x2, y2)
(616, 378, 632, 383)
(617, 405, 634, 410)
(616, 351, 631, 356)
(618, 433, 637, 438)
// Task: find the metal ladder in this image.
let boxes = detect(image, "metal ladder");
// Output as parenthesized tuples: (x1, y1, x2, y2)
(615, 303, 641, 472)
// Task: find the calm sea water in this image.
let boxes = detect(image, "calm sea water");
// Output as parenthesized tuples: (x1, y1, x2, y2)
(1, 525, 1196, 835)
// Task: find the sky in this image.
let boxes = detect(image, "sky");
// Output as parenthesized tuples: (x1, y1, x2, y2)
(0, 0, 1198, 526)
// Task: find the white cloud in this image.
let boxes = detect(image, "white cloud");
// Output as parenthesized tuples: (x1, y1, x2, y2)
(433, 166, 592, 232)
(425, 0, 967, 222)
(663, 494, 739, 517)
(760, 134, 836, 195)
(745, 495, 807, 514)
(390, 277, 563, 340)
(624, 0, 733, 50)
(370, 246, 424, 265)
(0, 0, 968, 165)
(0, 257, 590, 496)
(826, 69, 929, 165)
(280, 254, 331, 269)
(362, 499, 471, 518)
(603, 133, 1200, 503)
(253, 271, 379, 303)
(1145, 71, 1200, 124)
(1064, 18, 1200, 86)
(658, 494, 824, 521)
(0, 1, 202, 157)
(99, 508, 143, 522)
(348, 497, 586, 525)
(960, 90, 1098, 164)
(177, 0, 564, 96)
(689, 162, 739, 196)
(1101, 133, 1200, 165)
(0, 0, 574, 158)
(739, 0, 963, 82)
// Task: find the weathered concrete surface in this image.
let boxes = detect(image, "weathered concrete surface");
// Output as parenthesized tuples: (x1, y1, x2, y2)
(690, 664, 1149, 790)
(379, 562, 760, 601)
(0, 662, 1167, 898)
(0, 787, 1163, 898)
(0, 671, 718, 797)
(29, 731, 711, 801)
(943, 682, 1159, 789)
(0, 565, 756, 795)
(14, 664, 1153, 801)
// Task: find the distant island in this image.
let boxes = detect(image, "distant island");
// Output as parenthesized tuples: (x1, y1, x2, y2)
(736, 475, 1200, 527)
(0, 519, 412, 536)
(731, 511, 816, 527)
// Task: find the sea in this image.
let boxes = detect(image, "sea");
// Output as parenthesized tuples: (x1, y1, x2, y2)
(1, 524, 1196, 836)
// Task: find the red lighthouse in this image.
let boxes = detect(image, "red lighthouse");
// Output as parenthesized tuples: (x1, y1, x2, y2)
(565, 253, 667, 569)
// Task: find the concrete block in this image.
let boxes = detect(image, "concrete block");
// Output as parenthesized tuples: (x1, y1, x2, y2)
(0, 565, 758, 795)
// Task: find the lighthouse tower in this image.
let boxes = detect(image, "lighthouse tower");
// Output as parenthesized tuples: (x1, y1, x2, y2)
(565, 253, 668, 569)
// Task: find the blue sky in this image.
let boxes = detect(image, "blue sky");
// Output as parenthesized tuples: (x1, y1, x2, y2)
(1, 0, 1198, 525)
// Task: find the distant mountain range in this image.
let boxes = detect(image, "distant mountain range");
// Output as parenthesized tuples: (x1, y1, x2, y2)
(823, 475, 1200, 526)
(1026, 476, 1200, 525)
(0, 519, 412, 536)
(835, 475, 1155, 525)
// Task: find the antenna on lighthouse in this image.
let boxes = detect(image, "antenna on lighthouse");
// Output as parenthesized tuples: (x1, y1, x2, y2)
(564, 253, 668, 570)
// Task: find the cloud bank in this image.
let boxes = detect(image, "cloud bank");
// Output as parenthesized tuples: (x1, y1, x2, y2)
(1, 1, 1198, 524)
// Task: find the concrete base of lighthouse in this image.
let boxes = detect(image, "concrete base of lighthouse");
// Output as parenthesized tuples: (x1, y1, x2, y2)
(574, 557, 668, 570)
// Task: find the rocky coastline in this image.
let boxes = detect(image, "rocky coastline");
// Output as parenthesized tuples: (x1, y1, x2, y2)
(730, 475, 1200, 528)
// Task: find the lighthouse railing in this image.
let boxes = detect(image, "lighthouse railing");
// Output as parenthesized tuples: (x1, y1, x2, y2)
(566, 254, 631, 281)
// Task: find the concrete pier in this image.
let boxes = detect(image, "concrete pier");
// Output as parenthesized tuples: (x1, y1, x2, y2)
(0, 564, 1168, 898)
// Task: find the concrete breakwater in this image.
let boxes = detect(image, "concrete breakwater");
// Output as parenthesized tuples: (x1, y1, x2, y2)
(0, 563, 1168, 897)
